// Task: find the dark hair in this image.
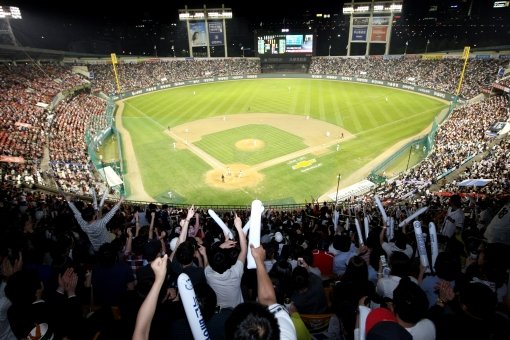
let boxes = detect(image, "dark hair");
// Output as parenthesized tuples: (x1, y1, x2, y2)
(394, 232, 408, 250)
(334, 234, 352, 252)
(97, 242, 118, 266)
(460, 282, 497, 319)
(388, 252, 410, 278)
(175, 240, 195, 266)
(143, 240, 162, 262)
(208, 245, 234, 275)
(393, 277, 428, 324)
(434, 252, 461, 281)
(292, 266, 309, 291)
(81, 207, 96, 222)
(269, 260, 293, 303)
(343, 255, 368, 283)
(225, 302, 280, 340)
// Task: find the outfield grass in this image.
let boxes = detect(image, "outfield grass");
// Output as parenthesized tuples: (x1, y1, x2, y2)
(120, 79, 448, 204)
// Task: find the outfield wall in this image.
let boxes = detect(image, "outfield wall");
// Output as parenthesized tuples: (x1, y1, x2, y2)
(109, 73, 457, 102)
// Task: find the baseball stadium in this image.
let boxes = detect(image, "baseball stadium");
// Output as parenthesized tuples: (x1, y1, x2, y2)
(1, 1, 510, 339)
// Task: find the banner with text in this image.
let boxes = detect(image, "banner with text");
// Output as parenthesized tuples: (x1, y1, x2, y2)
(352, 27, 368, 42)
(208, 21, 224, 46)
(370, 26, 388, 42)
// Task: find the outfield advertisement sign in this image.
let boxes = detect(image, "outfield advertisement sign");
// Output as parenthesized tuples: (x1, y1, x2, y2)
(110, 74, 455, 102)
(208, 21, 224, 46)
(352, 27, 368, 41)
(189, 21, 207, 47)
(370, 26, 388, 42)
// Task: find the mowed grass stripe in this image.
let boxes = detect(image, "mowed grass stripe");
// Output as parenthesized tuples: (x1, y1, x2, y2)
(121, 79, 448, 204)
(194, 125, 307, 165)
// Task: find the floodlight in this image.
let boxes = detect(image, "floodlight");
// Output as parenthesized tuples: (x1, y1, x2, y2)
(0, 6, 22, 19)
(390, 4, 403, 11)
(343, 6, 354, 14)
(374, 5, 384, 11)
(356, 6, 370, 13)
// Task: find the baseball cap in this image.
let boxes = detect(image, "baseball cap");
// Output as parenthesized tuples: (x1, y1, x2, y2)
(365, 308, 397, 335)
(274, 232, 283, 243)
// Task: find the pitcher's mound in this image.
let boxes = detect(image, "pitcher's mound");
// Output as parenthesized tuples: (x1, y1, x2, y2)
(205, 163, 264, 189)
(235, 139, 265, 151)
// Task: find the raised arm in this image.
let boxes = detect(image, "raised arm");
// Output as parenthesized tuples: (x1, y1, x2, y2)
(380, 226, 387, 246)
(148, 212, 155, 240)
(235, 213, 247, 264)
(177, 205, 195, 246)
(101, 196, 125, 223)
(132, 254, 168, 340)
(250, 244, 276, 306)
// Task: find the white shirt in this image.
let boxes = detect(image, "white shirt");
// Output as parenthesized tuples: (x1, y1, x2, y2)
(205, 260, 244, 309)
(406, 318, 436, 340)
(441, 207, 464, 238)
(268, 304, 297, 340)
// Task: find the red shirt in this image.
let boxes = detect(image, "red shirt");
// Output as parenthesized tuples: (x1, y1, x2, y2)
(312, 250, 334, 277)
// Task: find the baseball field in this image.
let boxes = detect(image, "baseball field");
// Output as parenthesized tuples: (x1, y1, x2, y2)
(116, 78, 448, 205)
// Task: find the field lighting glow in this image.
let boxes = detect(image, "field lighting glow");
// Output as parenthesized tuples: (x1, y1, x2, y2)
(0, 6, 22, 19)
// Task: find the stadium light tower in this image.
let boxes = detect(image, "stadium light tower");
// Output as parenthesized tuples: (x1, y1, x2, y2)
(179, 5, 232, 58)
(0, 6, 22, 46)
(343, 0, 402, 56)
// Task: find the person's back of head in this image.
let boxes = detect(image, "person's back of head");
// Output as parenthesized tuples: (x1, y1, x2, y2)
(434, 251, 461, 281)
(208, 244, 235, 275)
(393, 232, 408, 251)
(389, 252, 410, 278)
(81, 206, 96, 222)
(143, 239, 162, 263)
(225, 302, 280, 340)
(460, 282, 497, 320)
(393, 277, 428, 325)
(343, 255, 368, 282)
(450, 194, 462, 208)
(175, 240, 196, 266)
(97, 242, 118, 266)
(334, 234, 352, 252)
(292, 266, 309, 291)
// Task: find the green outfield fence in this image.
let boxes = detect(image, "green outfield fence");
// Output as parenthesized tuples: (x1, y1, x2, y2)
(85, 99, 125, 195)
(369, 100, 458, 184)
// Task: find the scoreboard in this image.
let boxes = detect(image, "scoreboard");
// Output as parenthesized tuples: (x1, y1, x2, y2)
(256, 32, 315, 56)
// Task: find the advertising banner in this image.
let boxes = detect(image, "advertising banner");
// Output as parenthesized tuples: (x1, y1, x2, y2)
(208, 21, 224, 46)
(372, 17, 390, 25)
(352, 26, 368, 41)
(370, 26, 388, 42)
(353, 17, 369, 26)
(189, 21, 207, 47)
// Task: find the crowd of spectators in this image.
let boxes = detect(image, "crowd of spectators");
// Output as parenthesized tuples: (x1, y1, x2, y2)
(375, 95, 509, 201)
(0, 184, 509, 339)
(441, 137, 510, 196)
(89, 58, 261, 95)
(0, 63, 88, 188)
(49, 93, 108, 195)
(309, 57, 501, 99)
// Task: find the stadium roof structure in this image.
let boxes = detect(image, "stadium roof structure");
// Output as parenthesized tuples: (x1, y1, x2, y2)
(0, 44, 107, 61)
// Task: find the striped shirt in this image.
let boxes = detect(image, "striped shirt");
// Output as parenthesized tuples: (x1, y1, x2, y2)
(68, 200, 123, 251)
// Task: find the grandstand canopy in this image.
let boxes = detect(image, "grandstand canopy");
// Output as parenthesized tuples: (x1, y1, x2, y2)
(0, 44, 106, 61)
